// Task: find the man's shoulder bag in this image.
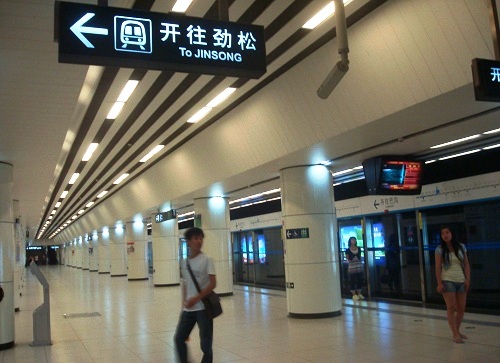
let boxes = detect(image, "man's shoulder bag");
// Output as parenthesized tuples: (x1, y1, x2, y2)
(186, 260, 223, 319)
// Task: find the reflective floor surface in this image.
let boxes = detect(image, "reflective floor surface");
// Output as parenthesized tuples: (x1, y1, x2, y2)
(1, 265, 499, 362)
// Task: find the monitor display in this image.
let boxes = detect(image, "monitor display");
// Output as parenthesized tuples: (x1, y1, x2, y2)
(362, 156, 423, 195)
(379, 160, 423, 194)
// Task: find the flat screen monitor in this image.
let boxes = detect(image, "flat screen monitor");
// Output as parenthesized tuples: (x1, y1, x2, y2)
(363, 156, 423, 195)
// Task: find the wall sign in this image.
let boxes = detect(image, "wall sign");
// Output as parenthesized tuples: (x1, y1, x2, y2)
(155, 210, 177, 223)
(472, 58, 500, 102)
(56, 1, 267, 78)
(285, 228, 309, 239)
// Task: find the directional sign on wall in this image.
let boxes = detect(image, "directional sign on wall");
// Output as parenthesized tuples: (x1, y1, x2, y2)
(155, 210, 177, 223)
(55, 1, 267, 78)
(285, 228, 309, 239)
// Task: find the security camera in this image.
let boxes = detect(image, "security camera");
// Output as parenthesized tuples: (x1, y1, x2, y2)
(317, 60, 349, 99)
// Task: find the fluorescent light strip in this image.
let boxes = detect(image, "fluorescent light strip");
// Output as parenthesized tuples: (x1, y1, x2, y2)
(86, 201, 94, 208)
(117, 80, 139, 102)
(172, 0, 193, 12)
(140, 145, 164, 162)
(106, 101, 125, 119)
(483, 143, 500, 150)
(113, 173, 129, 185)
(206, 87, 237, 108)
(438, 149, 481, 160)
(302, 1, 353, 29)
(430, 135, 480, 149)
(68, 173, 80, 184)
(78, 209, 85, 215)
(303, 2, 335, 29)
(55, 202, 61, 208)
(51, 210, 56, 215)
(97, 190, 108, 198)
(187, 107, 212, 123)
(177, 211, 195, 218)
(425, 160, 437, 164)
(483, 128, 500, 134)
(230, 188, 281, 204)
(82, 143, 99, 161)
(332, 168, 355, 176)
(61, 191, 68, 198)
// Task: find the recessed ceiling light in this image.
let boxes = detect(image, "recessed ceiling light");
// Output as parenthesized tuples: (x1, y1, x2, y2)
(172, 0, 193, 13)
(187, 107, 212, 123)
(82, 143, 99, 161)
(68, 173, 80, 184)
(117, 80, 139, 103)
(113, 173, 129, 185)
(106, 101, 125, 119)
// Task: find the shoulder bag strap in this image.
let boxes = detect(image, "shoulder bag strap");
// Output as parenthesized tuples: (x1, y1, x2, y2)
(186, 260, 202, 293)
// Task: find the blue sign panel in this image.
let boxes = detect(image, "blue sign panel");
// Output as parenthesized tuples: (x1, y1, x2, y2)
(472, 58, 500, 102)
(56, 1, 267, 78)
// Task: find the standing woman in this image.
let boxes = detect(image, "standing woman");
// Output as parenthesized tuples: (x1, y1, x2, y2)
(435, 226, 471, 343)
(345, 236, 364, 301)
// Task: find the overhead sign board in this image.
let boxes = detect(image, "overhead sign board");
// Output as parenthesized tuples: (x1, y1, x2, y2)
(155, 210, 177, 223)
(472, 58, 500, 102)
(285, 228, 309, 239)
(56, 1, 267, 78)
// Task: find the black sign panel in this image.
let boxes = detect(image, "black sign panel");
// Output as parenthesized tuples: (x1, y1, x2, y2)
(285, 228, 310, 239)
(155, 210, 177, 223)
(472, 58, 500, 102)
(56, 1, 266, 78)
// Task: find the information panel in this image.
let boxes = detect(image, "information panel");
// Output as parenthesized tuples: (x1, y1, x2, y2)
(155, 210, 177, 223)
(285, 228, 309, 239)
(56, 1, 267, 78)
(472, 58, 500, 102)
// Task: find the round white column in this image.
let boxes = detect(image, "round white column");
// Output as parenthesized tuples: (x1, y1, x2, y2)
(280, 165, 342, 318)
(193, 197, 233, 296)
(67, 241, 73, 267)
(82, 234, 89, 271)
(151, 211, 179, 286)
(75, 236, 83, 269)
(126, 221, 148, 280)
(13, 200, 21, 312)
(0, 162, 15, 350)
(88, 232, 99, 272)
(98, 229, 110, 274)
(109, 226, 127, 277)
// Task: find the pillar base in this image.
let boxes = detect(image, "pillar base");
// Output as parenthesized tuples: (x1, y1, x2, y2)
(154, 283, 180, 287)
(110, 274, 127, 277)
(288, 310, 342, 319)
(218, 292, 233, 297)
(128, 277, 148, 281)
(0, 341, 14, 351)
(98, 271, 110, 274)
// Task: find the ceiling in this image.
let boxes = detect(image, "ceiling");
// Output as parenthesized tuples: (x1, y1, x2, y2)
(1, 0, 499, 244)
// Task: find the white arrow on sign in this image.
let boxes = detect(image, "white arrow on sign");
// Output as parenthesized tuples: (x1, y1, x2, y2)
(70, 13, 108, 48)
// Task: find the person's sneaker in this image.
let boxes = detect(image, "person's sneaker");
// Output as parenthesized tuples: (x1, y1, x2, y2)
(352, 295, 359, 301)
(357, 293, 365, 300)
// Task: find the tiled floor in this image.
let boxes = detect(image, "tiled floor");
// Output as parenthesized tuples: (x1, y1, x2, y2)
(2, 265, 499, 362)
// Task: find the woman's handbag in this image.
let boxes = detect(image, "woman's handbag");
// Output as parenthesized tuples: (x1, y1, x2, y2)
(186, 261, 223, 319)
